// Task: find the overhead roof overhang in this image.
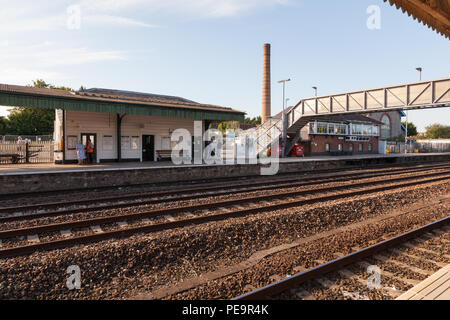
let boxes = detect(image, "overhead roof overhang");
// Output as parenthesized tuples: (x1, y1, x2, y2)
(0, 84, 246, 122)
(384, 0, 450, 39)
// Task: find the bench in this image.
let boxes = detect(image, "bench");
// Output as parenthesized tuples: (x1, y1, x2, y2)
(156, 150, 172, 161)
(0, 154, 21, 164)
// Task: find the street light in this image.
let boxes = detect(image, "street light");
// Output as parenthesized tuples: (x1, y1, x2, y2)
(416, 67, 422, 81)
(405, 67, 422, 153)
(312, 86, 317, 97)
(278, 78, 291, 157)
(277, 79, 291, 112)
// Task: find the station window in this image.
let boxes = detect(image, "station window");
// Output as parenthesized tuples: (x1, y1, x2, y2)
(368, 143, 372, 152)
(335, 124, 346, 135)
(328, 124, 335, 134)
(381, 115, 391, 139)
(358, 143, 363, 152)
(317, 123, 327, 134)
(349, 143, 353, 152)
(325, 143, 330, 152)
(338, 143, 343, 151)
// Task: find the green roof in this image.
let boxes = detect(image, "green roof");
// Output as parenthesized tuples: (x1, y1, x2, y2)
(0, 84, 245, 122)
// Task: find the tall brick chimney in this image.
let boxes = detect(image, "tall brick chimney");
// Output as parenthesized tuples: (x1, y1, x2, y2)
(262, 43, 271, 123)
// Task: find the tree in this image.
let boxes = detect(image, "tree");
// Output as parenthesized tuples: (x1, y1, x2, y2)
(424, 124, 450, 139)
(6, 108, 56, 135)
(402, 121, 418, 137)
(4, 79, 73, 135)
(0, 116, 7, 135)
(33, 79, 72, 91)
(217, 121, 240, 133)
(244, 116, 261, 125)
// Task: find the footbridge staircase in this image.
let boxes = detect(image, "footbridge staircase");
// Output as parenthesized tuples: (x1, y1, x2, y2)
(243, 77, 450, 156)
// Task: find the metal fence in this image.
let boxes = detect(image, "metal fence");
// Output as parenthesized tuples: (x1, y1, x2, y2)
(386, 141, 409, 154)
(385, 140, 450, 154)
(0, 135, 53, 142)
(413, 139, 450, 153)
(0, 141, 54, 164)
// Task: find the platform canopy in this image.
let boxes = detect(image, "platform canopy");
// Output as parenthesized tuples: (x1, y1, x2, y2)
(0, 84, 245, 122)
(384, 0, 450, 39)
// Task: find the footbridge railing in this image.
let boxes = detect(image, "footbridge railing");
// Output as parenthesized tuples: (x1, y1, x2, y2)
(242, 77, 450, 155)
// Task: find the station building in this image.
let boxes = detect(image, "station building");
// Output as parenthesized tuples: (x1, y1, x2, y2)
(367, 110, 406, 140)
(270, 107, 406, 156)
(298, 114, 383, 155)
(0, 84, 245, 164)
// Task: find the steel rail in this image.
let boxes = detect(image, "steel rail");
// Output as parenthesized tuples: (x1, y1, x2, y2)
(1, 163, 448, 222)
(0, 160, 447, 201)
(5, 162, 447, 214)
(0, 173, 449, 259)
(1, 169, 449, 238)
(233, 215, 450, 300)
(0, 161, 388, 200)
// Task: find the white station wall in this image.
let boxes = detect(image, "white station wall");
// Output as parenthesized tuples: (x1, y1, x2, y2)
(63, 110, 196, 162)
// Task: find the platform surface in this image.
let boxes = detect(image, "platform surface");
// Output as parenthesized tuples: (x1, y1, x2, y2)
(396, 264, 450, 300)
(0, 152, 449, 175)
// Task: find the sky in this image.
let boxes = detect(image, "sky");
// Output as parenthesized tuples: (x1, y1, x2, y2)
(0, 0, 449, 132)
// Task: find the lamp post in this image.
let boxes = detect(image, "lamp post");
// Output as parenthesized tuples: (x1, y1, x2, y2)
(278, 79, 291, 157)
(312, 86, 317, 97)
(405, 67, 422, 153)
(416, 67, 422, 81)
(278, 79, 291, 111)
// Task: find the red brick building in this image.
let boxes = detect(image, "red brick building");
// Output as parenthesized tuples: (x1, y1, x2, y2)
(296, 114, 383, 156)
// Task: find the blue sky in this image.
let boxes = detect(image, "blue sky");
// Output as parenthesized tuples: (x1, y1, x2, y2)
(0, 0, 449, 132)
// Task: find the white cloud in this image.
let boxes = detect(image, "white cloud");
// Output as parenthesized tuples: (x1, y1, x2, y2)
(0, 42, 127, 67)
(0, 13, 66, 33)
(79, 0, 291, 17)
(31, 47, 127, 66)
(0, 42, 127, 85)
(84, 14, 159, 28)
(0, 67, 65, 86)
(0, 0, 291, 34)
(0, 1, 159, 32)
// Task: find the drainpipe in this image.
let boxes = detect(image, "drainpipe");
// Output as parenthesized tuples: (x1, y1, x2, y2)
(62, 110, 66, 163)
(117, 114, 125, 162)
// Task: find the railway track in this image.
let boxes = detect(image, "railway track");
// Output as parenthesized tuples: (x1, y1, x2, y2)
(234, 216, 450, 300)
(0, 167, 449, 259)
(0, 160, 446, 202)
(1, 162, 449, 221)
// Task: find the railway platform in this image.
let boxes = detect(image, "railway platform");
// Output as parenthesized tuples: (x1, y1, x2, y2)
(0, 152, 449, 195)
(1, 152, 449, 175)
(396, 264, 450, 300)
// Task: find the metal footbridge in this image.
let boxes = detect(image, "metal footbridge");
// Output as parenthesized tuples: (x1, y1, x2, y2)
(244, 77, 450, 156)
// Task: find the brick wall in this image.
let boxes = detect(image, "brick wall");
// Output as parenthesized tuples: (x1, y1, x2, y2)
(309, 135, 379, 155)
(1, 153, 449, 195)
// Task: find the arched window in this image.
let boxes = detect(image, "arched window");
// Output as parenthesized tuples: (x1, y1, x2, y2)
(349, 143, 353, 152)
(325, 143, 330, 152)
(381, 114, 391, 139)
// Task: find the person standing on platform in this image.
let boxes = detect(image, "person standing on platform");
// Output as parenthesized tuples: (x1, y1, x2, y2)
(86, 139, 94, 164)
(76, 141, 86, 165)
